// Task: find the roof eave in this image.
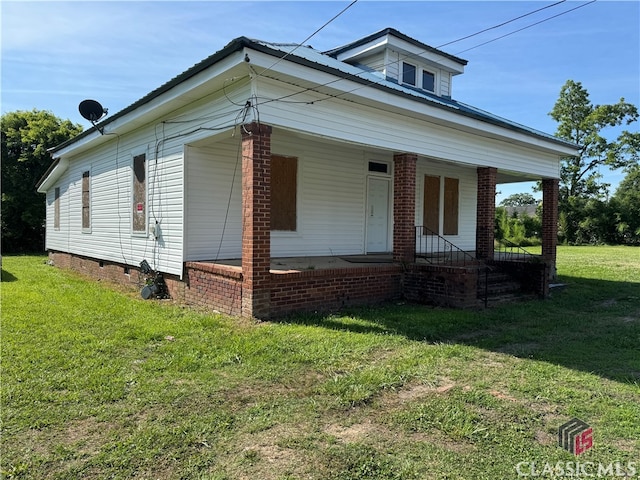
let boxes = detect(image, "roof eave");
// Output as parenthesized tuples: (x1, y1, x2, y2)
(48, 36, 253, 155)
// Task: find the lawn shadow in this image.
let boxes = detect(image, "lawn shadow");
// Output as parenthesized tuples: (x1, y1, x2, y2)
(1, 269, 18, 282)
(276, 275, 640, 384)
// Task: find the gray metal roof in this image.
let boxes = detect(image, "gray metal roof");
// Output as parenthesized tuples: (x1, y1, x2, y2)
(324, 27, 468, 66)
(49, 33, 575, 155)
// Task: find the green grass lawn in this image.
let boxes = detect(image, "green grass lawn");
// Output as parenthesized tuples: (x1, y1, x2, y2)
(2, 246, 639, 479)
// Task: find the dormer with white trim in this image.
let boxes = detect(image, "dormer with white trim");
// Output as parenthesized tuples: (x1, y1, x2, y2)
(325, 27, 467, 98)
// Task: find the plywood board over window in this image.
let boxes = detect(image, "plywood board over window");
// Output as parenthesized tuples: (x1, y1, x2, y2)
(423, 175, 440, 234)
(82, 171, 90, 230)
(271, 155, 297, 231)
(443, 177, 459, 235)
(54, 187, 60, 230)
(132, 153, 146, 233)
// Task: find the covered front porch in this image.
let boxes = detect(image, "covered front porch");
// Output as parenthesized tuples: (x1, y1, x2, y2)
(181, 121, 559, 318)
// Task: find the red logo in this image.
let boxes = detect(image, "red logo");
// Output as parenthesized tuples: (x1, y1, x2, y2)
(559, 418, 593, 455)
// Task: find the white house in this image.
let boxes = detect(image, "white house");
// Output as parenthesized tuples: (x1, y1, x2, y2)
(37, 28, 578, 318)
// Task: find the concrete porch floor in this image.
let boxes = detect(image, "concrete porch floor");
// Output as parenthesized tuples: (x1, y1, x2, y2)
(198, 254, 396, 273)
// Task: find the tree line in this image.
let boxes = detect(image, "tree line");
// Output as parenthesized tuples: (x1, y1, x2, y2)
(497, 80, 639, 247)
(1, 81, 638, 253)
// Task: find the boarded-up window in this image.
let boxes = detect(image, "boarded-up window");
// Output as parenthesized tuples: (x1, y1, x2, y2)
(423, 175, 440, 234)
(82, 171, 90, 230)
(271, 155, 297, 231)
(443, 177, 459, 235)
(132, 153, 146, 233)
(54, 187, 60, 230)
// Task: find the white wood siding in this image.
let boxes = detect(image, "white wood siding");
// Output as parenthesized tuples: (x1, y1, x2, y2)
(44, 83, 252, 276)
(255, 76, 561, 179)
(416, 159, 477, 251)
(440, 72, 451, 97)
(353, 51, 387, 74)
(185, 130, 375, 260)
(271, 132, 369, 257)
(44, 132, 184, 276)
(184, 140, 242, 260)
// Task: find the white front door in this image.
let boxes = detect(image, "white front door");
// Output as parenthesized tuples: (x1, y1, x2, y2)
(366, 177, 390, 252)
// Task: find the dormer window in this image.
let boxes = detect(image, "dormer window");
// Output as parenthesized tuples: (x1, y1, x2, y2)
(327, 28, 467, 99)
(403, 61, 437, 93)
(422, 70, 435, 92)
(402, 62, 416, 86)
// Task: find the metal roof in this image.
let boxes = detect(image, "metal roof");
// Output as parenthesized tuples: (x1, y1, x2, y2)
(48, 32, 575, 155)
(324, 27, 468, 66)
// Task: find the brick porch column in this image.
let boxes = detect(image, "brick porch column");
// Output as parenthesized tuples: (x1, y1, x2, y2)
(476, 167, 497, 260)
(542, 178, 559, 279)
(241, 122, 272, 319)
(393, 153, 417, 263)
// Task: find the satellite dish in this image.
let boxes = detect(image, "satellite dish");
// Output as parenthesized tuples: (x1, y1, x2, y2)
(79, 99, 107, 121)
(78, 99, 108, 134)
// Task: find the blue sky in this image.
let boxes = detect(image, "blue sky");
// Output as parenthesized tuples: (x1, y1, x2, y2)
(2, 1, 638, 201)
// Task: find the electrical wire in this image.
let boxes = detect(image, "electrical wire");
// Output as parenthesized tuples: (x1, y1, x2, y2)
(213, 102, 253, 262)
(251, 0, 596, 109)
(436, 0, 567, 49)
(249, 1, 594, 109)
(253, 0, 358, 79)
(455, 0, 597, 54)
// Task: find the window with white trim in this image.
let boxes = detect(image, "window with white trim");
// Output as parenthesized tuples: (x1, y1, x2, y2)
(402, 62, 416, 86)
(422, 70, 435, 92)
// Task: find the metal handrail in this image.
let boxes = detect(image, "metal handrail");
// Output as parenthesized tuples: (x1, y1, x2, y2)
(494, 238, 539, 262)
(415, 226, 477, 266)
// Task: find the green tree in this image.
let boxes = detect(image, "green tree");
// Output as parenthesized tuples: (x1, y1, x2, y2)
(1, 110, 83, 253)
(610, 166, 640, 245)
(549, 80, 639, 243)
(499, 192, 537, 207)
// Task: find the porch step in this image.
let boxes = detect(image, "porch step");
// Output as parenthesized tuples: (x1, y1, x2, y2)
(481, 291, 538, 307)
(477, 269, 526, 306)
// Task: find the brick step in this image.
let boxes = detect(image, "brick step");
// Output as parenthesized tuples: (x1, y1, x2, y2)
(480, 291, 538, 307)
(478, 272, 513, 284)
(480, 281, 522, 295)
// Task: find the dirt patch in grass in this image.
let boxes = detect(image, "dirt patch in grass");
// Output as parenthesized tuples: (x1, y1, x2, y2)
(224, 424, 318, 480)
(380, 377, 457, 408)
(620, 310, 640, 323)
(62, 417, 116, 456)
(325, 418, 382, 443)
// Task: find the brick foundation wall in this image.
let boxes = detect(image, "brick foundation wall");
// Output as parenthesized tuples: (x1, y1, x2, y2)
(270, 266, 403, 316)
(183, 262, 242, 316)
(404, 264, 479, 308)
(51, 252, 538, 317)
(48, 251, 143, 289)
